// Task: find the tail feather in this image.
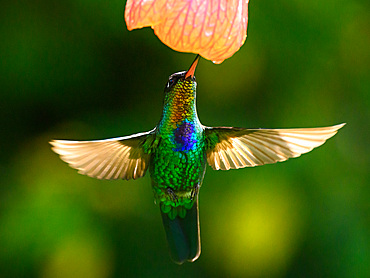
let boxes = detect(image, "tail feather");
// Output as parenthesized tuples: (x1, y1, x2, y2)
(160, 198, 200, 264)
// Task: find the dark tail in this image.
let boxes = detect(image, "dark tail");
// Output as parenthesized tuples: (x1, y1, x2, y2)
(160, 198, 201, 264)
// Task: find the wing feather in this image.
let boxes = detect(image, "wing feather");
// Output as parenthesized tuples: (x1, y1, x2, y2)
(50, 129, 156, 180)
(205, 123, 345, 170)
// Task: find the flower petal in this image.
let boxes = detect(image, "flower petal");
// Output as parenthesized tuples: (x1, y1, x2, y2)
(125, 0, 249, 64)
(125, 0, 168, 30)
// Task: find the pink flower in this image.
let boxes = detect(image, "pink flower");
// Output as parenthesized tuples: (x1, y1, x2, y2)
(125, 0, 249, 64)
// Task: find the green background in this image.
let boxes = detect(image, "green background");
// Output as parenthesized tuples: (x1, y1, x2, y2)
(0, 0, 369, 277)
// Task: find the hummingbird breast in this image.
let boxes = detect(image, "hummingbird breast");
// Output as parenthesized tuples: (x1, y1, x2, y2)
(150, 118, 206, 208)
(150, 78, 206, 208)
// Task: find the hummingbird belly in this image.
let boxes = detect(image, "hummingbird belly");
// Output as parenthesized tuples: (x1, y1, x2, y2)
(150, 130, 206, 209)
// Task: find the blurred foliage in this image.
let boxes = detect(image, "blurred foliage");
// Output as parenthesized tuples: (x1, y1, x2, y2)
(0, 0, 369, 277)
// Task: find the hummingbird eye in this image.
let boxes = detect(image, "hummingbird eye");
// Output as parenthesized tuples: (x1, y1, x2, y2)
(165, 76, 178, 92)
(165, 79, 174, 91)
(164, 71, 186, 92)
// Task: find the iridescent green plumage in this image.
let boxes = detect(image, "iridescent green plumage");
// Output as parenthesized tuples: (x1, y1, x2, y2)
(151, 67, 206, 217)
(149, 60, 205, 263)
(50, 55, 345, 264)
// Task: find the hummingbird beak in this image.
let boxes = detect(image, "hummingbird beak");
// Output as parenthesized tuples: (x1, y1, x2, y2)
(185, 55, 200, 79)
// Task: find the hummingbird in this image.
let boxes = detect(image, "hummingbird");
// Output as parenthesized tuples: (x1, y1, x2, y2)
(50, 55, 345, 264)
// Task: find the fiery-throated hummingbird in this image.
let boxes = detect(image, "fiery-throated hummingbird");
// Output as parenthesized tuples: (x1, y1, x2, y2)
(50, 55, 345, 264)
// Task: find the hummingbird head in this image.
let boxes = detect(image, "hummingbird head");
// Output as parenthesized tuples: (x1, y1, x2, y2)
(160, 55, 201, 126)
(164, 55, 200, 97)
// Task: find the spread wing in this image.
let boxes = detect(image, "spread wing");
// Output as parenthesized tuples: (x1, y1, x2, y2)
(205, 123, 345, 170)
(50, 129, 157, 180)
